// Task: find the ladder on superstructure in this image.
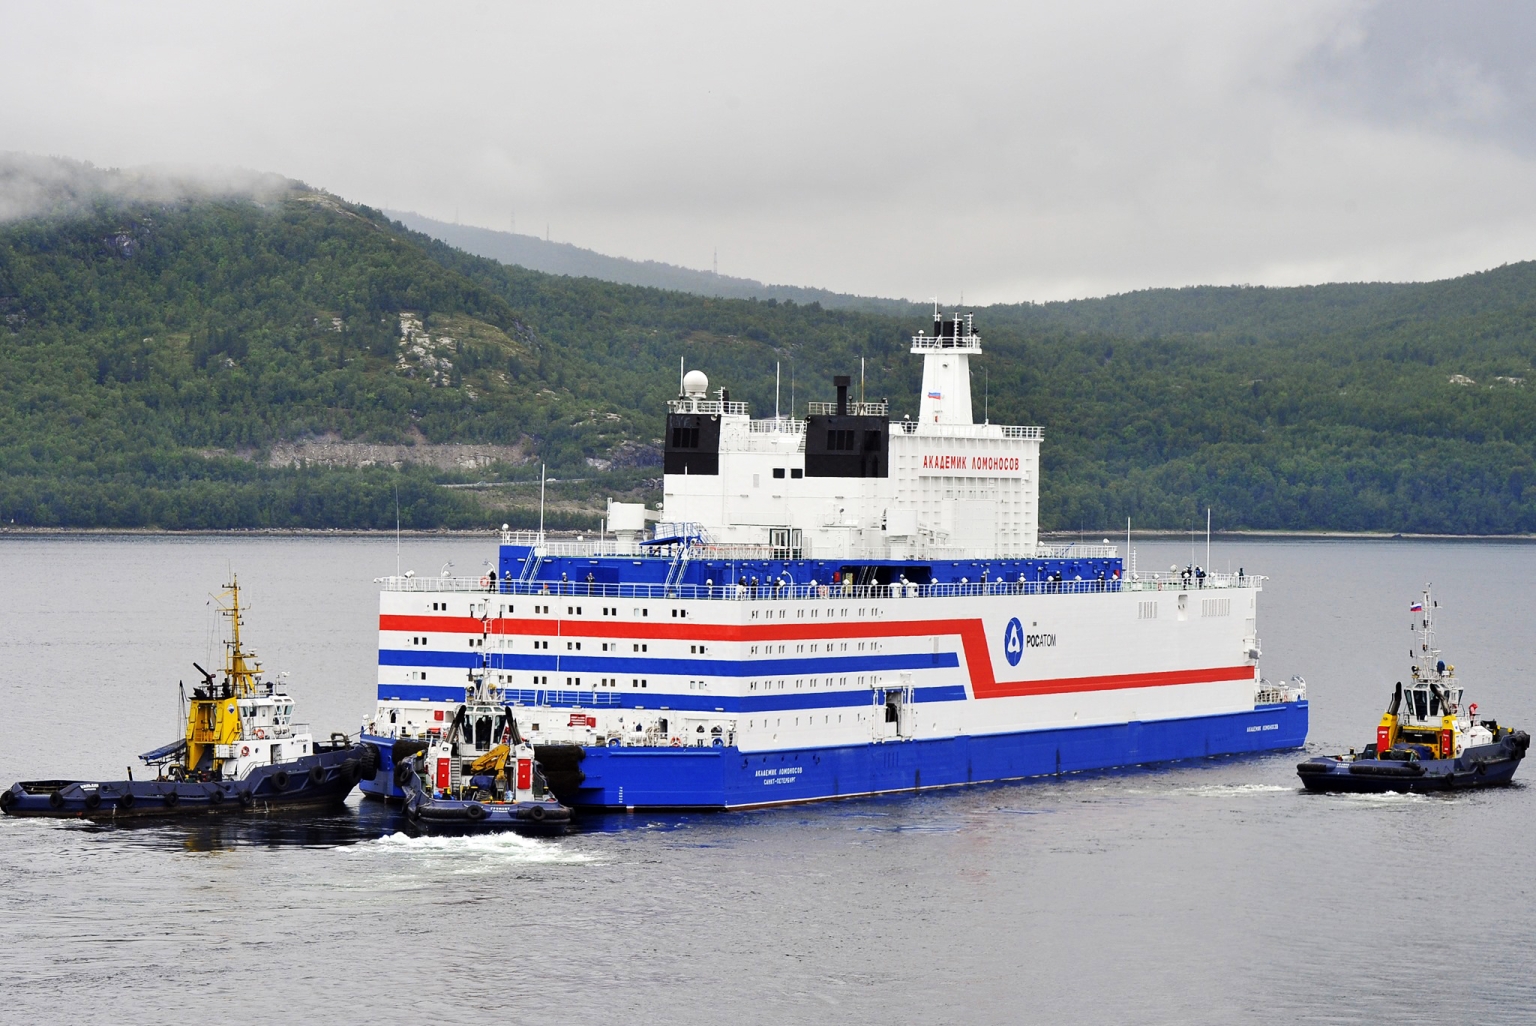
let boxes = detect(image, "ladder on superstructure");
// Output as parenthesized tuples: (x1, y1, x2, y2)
(664, 543, 692, 596)
(519, 544, 545, 586)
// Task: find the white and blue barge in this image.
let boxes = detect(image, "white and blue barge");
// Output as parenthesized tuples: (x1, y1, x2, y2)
(360, 310, 1306, 809)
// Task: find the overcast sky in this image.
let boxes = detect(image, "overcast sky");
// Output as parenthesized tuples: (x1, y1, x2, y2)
(4, 1, 1536, 303)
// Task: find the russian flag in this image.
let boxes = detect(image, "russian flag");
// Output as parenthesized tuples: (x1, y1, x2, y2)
(1409, 601, 1424, 612)
(927, 391, 942, 399)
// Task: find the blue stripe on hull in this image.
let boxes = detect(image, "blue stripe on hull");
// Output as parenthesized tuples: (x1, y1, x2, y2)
(373, 682, 970, 707)
(361, 702, 1307, 808)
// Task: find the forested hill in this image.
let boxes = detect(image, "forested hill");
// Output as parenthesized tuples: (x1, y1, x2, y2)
(389, 210, 919, 316)
(4, 167, 1536, 533)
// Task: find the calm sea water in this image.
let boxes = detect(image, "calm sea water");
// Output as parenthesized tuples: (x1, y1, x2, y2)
(0, 534, 1533, 1025)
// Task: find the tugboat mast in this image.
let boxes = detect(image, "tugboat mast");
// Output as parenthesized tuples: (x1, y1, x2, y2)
(1411, 585, 1444, 682)
(218, 576, 262, 698)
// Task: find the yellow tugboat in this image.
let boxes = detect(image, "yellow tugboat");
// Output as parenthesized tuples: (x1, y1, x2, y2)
(2, 578, 377, 819)
(1297, 587, 1529, 793)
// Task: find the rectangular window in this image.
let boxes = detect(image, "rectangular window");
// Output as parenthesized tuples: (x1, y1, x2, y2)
(772, 468, 785, 479)
(790, 468, 803, 479)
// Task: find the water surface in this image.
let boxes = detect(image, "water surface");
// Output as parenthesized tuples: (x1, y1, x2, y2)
(1, 534, 1532, 1024)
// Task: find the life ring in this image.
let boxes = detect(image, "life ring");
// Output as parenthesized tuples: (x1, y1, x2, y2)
(670, 737, 682, 747)
(465, 802, 487, 821)
(254, 729, 266, 740)
(308, 765, 326, 786)
(527, 804, 546, 822)
(240, 745, 250, 758)
(271, 770, 291, 791)
(480, 576, 491, 588)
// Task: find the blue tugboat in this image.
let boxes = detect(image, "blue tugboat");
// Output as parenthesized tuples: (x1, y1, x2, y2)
(1298, 588, 1529, 793)
(397, 666, 571, 834)
(1, 579, 375, 820)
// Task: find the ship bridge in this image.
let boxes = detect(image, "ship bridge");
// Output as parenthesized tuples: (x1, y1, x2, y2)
(660, 309, 1042, 560)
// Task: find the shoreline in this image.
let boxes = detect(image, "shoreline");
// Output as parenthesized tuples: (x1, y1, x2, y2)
(4, 527, 1536, 542)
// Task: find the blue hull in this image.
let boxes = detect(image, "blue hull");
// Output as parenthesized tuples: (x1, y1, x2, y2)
(364, 701, 1306, 809)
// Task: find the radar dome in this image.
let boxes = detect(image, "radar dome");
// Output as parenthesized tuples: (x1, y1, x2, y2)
(683, 369, 708, 396)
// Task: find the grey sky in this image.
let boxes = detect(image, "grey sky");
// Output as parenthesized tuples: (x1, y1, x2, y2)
(3, 1, 1534, 303)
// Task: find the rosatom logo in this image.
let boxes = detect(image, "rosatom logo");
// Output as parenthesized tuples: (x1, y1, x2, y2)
(1004, 617, 1024, 666)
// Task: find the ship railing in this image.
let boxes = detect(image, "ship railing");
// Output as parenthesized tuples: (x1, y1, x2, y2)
(747, 417, 806, 434)
(806, 400, 889, 417)
(1255, 676, 1306, 705)
(378, 570, 1263, 598)
(893, 420, 1043, 439)
(1122, 570, 1263, 592)
(1033, 543, 1119, 558)
(910, 335, 982, 352)
(667, 397, 751, 416)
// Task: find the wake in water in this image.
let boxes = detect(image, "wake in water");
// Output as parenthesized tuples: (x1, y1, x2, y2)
(367, 829, 600, 865)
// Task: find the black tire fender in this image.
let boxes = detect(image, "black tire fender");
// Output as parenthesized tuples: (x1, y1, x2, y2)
(393, 762, 415, 788)
(48, 790, 65, 809)
(0, 789, 15, 812)
(83, 791, 102, 810)
(342, 759, 363, 785)
(308, 765, 326, 786)
(465, 802, 487, 822)
(162, 790, 179, 808)
(207, 787, 225, 806)
(238, 791, 255, 808)
(527, 804, 546, 822)
(271, 770, 291, 791)
(117, 792, 135, 810)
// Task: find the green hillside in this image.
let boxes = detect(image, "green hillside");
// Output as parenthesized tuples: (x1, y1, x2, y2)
(4, 172, 1536, 533)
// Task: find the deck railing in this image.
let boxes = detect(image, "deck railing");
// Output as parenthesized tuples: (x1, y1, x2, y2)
(378, 569, 1261, 599)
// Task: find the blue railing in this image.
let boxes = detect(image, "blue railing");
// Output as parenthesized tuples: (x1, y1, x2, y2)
(381, 572, 1259, 600)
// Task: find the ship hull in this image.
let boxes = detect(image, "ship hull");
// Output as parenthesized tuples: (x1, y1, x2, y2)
(1, 745, 372, 820)
(363, 701, 1305, 809)
(1296, 732, 1528, 794)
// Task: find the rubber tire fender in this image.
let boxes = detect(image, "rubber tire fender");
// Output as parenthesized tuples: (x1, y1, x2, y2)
(527, 804, 546, 822)
(238, 791, 255, 809)
(162, 790, 179, 808)
(207, 787, 225, 806)
(83, 791, 102, 810)
(342, 759, 363, 785)
(271, 770, 291, 792)
(0, 789, 15, 812)
(358, 745, 380, 780)
(48, 791, 65, 809)
(117, 792, 135, 810)
(393, 762, 416, 788)
(465, 802, 487, 822)
(308, 765, 327, 787)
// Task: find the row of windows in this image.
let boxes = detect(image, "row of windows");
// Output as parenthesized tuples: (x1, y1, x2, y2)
(769, 468, 805, 479)
(746, 713, 863, 728)
(746, 676, 861, 691)
(409, 635, 879, 654)
(751, 605, 881, 620)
